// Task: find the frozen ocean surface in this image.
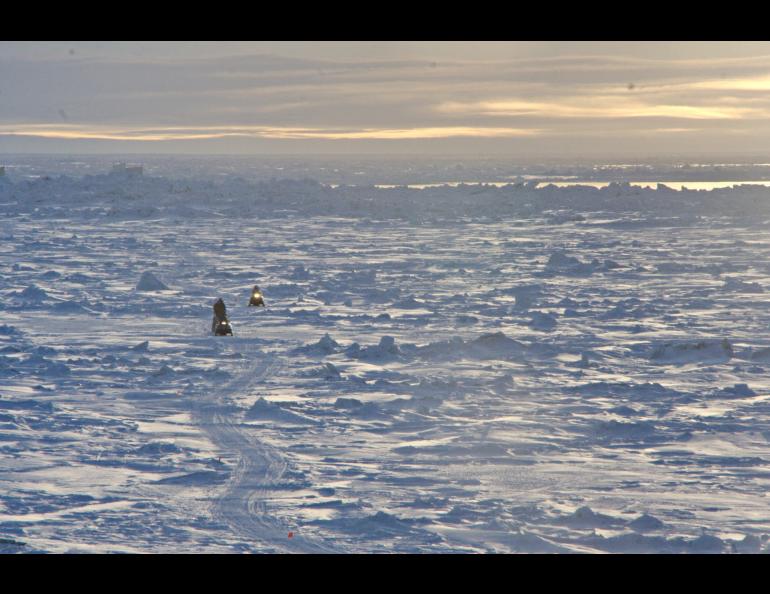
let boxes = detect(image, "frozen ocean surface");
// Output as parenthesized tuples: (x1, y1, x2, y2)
(3, 158, 770, 553)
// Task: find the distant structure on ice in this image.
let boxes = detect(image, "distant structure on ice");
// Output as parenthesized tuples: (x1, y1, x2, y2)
(110, 162, 143, 177)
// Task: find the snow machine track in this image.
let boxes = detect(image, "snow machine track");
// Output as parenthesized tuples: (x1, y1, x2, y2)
(196, 355, 339, 553)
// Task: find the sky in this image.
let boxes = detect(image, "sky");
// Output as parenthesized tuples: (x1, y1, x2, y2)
(3, 41, 770, 158)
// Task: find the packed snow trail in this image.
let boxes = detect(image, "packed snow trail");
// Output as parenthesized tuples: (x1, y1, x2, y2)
(193, 353, 340, 554)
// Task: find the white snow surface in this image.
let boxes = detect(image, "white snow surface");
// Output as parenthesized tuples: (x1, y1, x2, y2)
(3, 163, 770, 553)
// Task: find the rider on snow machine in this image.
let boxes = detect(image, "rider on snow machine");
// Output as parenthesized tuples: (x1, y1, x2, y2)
(249, 285, 265, 307)
(212, 298, 233, 335)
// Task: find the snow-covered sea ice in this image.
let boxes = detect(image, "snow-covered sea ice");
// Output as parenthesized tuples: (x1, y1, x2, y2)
(3, 159, 770, 553)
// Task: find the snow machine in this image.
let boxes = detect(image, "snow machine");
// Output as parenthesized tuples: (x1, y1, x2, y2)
(249, 285, 265, 307)
(213, 318, 233, 336)
(212, 298, 233, 336)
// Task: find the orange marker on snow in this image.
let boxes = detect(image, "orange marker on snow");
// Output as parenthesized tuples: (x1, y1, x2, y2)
(288, 531, 294, 539)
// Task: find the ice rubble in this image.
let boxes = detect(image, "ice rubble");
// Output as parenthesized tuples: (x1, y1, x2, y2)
(7, 168, 770, 221)
(628, 513, 666, 532)
(749, 346, 770, 362)
(508, 284, 541, 310)
(529, 311, 557, 331)
(293, 333, 341, 355)
(245, 397, 314, 424)
(131, 341, 150, 353)
(348, 336, 401, 360)
(649, 339, 734, 364)
(554, 505, 625, 529)
(462, 332, 531, 359)
(11, 284, 50, 301)
(544, 252, 621, 276)
(135, 271, 169, 291)
(325, 332, 536, 363)
(713, 383, 757, 398)
(722, 278, 764, 293)
(300, 362, 342, 380)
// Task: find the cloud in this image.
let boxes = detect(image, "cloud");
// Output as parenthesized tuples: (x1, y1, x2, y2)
(268, 126, 542, 140)
(2, 43, 770, 155)
(0, 123, 543, 141)
(436, 98, 762, 120)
